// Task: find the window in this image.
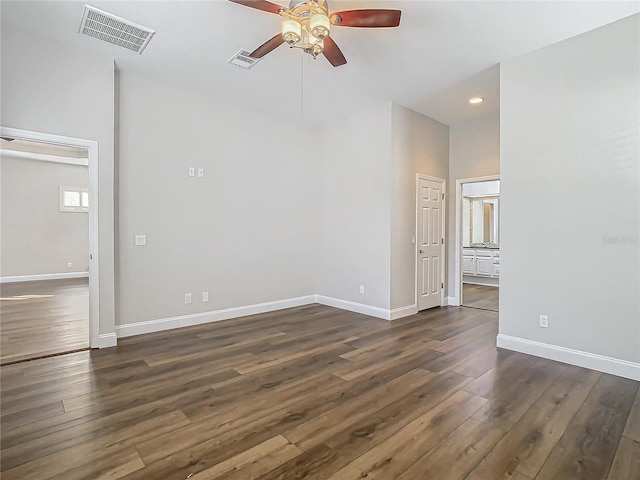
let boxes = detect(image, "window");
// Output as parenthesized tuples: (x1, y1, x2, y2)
(60, 186, 89, 212)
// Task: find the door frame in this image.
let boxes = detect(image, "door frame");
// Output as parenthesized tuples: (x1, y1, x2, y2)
(453, 175, 500, 306)
(1, 126, 101, 348)
(415, 174, 446, 310)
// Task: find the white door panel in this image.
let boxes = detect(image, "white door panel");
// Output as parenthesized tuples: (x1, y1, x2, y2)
(417, 177, 445, 311)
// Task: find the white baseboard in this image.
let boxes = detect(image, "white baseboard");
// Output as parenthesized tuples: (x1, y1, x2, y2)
(0, 272, 89, 283)
(389, 304, 418, 321)
(116, 295, 316, 338)
(463, 277, 499, 287)
(446, 296, 460, 306)
(94, 332, 117, 348)
(314, 295, 390, 320)
(113, 293, 425, 340)
(497, 334, 640, 381)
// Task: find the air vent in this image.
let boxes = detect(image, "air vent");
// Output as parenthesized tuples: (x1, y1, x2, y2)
(79, 5, 155, 54)
(228, 49, 263, 69)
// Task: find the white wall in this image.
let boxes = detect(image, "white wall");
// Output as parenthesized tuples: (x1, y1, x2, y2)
(500, 15, 639, 372)
(116, 71, 319, 325)
(1, 157, 89, 276)
(447, 115, 500, 296)
(317, 103, 392, 310)
(1, 28, 115, 336)
(390, 104, 449, 310)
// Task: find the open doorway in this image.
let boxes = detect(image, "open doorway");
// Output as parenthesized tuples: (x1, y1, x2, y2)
(0, 129, 99, 364)
(455, 177, 500, 312)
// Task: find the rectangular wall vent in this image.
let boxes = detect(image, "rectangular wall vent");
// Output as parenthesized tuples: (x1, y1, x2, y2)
(228, 49, 263, 69)
(79, 5, 155, 54)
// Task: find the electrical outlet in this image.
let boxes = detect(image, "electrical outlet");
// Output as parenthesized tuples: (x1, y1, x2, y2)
(359, 285, 365, 294)
(134, 235, 147, 246)
(197, 168, 204, 178)
(202, 291, 209, 302)
(539, 315, 548, 328)
(67, 262, 73, 268)
(188, 167, 195, 177)
(185, 293, 192, 305)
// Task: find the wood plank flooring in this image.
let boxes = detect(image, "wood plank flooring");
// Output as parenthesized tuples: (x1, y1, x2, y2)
(1, 304, 637, 479)
(463, 283, 499, 312)
(0, 279, 89, 364)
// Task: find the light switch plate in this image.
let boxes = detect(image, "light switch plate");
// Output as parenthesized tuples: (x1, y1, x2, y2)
(188, 167, 195, 177)
(197, 168, 204, 178)
(202, 291, 209, 302)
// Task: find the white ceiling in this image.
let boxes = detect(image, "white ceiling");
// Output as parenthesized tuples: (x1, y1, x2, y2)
(2, 1, 638, 126)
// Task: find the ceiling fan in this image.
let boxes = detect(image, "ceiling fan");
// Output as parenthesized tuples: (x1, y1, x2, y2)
(228, 0, 401, 67)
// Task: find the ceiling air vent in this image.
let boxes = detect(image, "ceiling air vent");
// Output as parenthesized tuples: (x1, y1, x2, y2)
(79, 5, 155, 54)
(228, 49, 263, 70)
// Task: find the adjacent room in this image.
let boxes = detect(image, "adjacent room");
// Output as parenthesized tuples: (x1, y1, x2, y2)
(1, 1, 638, 479)
(1, 138, 91, 364)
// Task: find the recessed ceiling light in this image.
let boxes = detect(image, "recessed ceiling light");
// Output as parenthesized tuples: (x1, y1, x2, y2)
(469, 97, 484, 105)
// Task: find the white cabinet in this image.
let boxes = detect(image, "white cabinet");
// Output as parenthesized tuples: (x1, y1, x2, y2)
(476, 256, 493, 276)
(462, 248, 500, 279)
(462, 249, 476, 275)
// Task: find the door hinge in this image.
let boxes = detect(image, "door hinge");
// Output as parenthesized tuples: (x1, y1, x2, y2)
(442, 193, 445, 200)
(441, 282, 444, 288)
(441, 238, 444, 244)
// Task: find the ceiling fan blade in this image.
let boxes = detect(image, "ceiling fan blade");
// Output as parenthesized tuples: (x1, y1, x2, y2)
(227, 0, 286, 15)
(323, 36, 347, 67)
(250, 33, 284, 58)
(330, 9, 401, 28)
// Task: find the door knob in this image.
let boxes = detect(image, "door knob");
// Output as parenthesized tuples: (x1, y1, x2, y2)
(419, 249, 425, 254)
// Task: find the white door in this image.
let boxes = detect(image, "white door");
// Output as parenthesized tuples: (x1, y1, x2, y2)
(417, 176, 445, 311)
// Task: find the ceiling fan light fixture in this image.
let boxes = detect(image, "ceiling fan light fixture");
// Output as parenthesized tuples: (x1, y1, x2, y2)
(282, 19, 302, 44)
(309, 12, 330, 39)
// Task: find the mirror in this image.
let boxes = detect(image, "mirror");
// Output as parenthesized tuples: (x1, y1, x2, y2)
(464, 196, 500, 247)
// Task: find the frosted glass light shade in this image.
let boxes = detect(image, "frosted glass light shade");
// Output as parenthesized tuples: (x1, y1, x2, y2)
(310, 13, 330, 39)
(282, 19, 301, 44)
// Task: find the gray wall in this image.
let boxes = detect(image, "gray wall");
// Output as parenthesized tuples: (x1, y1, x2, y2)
(500, 14, 639, 363)
(116, 71, 319, 324)
(391, 104, 449, 310)
(317, 103, 392, 309)
(1, 28, 115, 335)
(1, 157, 89, 276)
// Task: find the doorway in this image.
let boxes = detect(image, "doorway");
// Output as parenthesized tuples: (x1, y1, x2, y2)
(454, 176, 500, 312)
(416, 175, 446, 311)
(0, 128, 100, 364)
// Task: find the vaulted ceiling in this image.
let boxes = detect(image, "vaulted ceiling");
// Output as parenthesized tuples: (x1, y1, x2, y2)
(2, 1, 638, 125)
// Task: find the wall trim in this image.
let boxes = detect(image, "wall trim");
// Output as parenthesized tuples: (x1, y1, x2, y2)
(95, 332, 118, 348)
(0, 272, 89, 283)
(0, 148, 89, 166)
(116, 295, 316, 338)
(115, 294, 408, 338)
(315, 295, 390, 320)
(389, 304, 418, 321)
(446, 296, 459, 306)
(497, 334, 640, 381)
(463, 278, 499, 288)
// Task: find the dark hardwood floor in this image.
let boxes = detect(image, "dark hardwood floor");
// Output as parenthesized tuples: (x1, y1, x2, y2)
(463, 283, 499, 312)
(0, 279, 89, 364)
(0, 304, 637, 479)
